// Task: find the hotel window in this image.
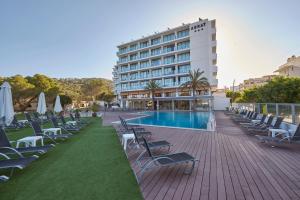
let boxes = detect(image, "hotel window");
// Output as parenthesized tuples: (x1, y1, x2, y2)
(178, 64, 190, 73)
(151, 37, 161, 45)
(129, 44, 138, 51)
(121, 65, 128, 72)
(154, 79, 162, 86)
(177, 53, 190, 62)
(164, 78, 174, 86)
(163, 45, 175, 53)
(164, 67, 174, 75)
(151, 58, 161, 66)
(140, 60, 150, 68)
(130, 72, 138, 80)
(121, 74, 128, 81)
(141, 80, 149, 87)
(140, 50, 149, 59)
(152, 69, 162, 77)
(119, 47, 127, 54)
(212, 46, 216, 53)
(177, 41, 190, 50)
(179, 76, 190, 84)
(177, 29, 189, 38)
(212, 34, 216, 41)
(140, 71, 149, 79)
(140, 41, 149, 48)
(120, 56, 128, 63)
(151, 48, 161, 56)
(130, 53, 138, 61)
(163, 55, 175, 64)
(121, 83, 128, 89)
(130, 63, 138, 70)
(130, 82, 139, 89)
(163, 33, 175, 42)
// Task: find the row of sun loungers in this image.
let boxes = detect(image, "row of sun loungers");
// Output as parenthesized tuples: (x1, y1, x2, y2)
(0, 111, 90, 182)
(116, 116, 197, 183)
(226, 107, 300, 146)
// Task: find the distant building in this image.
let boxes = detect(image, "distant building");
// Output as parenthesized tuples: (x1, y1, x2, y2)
(241, 75, 277, 90)
(274, 55, 300, 77)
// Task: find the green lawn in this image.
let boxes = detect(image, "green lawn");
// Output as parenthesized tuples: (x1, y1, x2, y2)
(0, 118, 143, 200)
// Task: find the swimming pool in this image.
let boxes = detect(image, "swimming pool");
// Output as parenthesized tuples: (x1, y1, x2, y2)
(126, 111, 211, 130)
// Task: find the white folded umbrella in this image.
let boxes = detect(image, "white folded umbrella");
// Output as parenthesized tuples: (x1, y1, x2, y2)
(37, 92, 47, 114)
(54, 95, 63, 113)
(0, 82, 15, 126)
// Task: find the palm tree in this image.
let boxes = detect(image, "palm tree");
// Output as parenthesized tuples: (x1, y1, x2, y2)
(144, 80, 161, 110)
(180, 69, 210, 110)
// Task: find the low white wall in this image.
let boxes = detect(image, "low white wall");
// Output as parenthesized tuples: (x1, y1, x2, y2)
(213, 96, 230, 110)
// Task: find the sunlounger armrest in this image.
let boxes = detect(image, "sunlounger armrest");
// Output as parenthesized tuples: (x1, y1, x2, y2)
(0, 147, 24, 158)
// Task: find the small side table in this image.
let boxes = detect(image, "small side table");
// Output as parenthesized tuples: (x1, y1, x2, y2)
(66, 121, 77, 126)
(18, 120, 29, 125)
(122, 134, 135, 150)
(16, 136, 44, 148)
(268, 128, 289, 137)
(43, 128, 62, 135)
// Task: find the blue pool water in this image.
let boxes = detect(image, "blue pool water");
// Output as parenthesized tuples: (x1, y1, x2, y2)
(126, 111, 210, 129)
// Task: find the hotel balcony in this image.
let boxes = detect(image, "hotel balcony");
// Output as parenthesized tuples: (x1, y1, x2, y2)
(117, 46, 190, 65)
(117, 34, 190, 56)
(118, 60, 190, 76)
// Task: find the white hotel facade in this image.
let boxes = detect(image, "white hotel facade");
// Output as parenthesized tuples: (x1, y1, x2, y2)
(113, 18, 218, 110)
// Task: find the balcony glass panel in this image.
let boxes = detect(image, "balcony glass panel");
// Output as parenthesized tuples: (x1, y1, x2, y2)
(140, 71, 149, 79)
(151, 48, 161, 56)
(177, 41, 190, 50)
(177, 53, 190, 62)
(140, 61, 150, 69)
(130, 54, 138, 61)
(152, 69, 162, 77)
(278, 104, 293, 123)
(130, 63, 138, 70)
(119, 57, 128, 63)
(178, 64, 191, 73)
(130, 73, 138, 80)
(140, 51, 149, 59)
(119, 47, 127, 54)
(177, 29, 189, 38)
(164, 67, 174, 75)
(129, 44, 138, 51)
(163, 33, 176, 42)
(151, 59, 161, 66)
(295, 105, 300, 124)
(163, 45, 175, 53)
(151, 37, 161, 45)
(163, 56, 175, 64)
(140, 41, 148, 48)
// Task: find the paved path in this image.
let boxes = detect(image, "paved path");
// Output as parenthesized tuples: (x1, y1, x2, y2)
(103, 111, 300, 200)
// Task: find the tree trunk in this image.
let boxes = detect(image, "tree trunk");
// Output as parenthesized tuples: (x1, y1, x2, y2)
(19, 95, 38, 112)
(193, 90, 197, 111)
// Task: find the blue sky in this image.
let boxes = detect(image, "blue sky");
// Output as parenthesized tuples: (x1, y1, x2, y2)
(0, 0, 299, 87)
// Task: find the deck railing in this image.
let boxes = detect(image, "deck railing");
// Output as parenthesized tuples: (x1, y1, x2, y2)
(232, 103, 300, 124)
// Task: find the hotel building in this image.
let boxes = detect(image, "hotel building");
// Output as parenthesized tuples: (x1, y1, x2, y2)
(112, 18, 218, 110)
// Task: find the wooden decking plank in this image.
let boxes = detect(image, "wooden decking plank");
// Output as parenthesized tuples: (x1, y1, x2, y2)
(190, 134, 210, 200)
(142, 132, 191, 199)
(242, 139, 299, 199)
(103, 111, 300, 200)
(180, 134, 208, 200)
(170, 133, 205, 200)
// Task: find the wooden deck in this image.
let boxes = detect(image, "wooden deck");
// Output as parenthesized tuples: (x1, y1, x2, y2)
(104, 111, 300, 200)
